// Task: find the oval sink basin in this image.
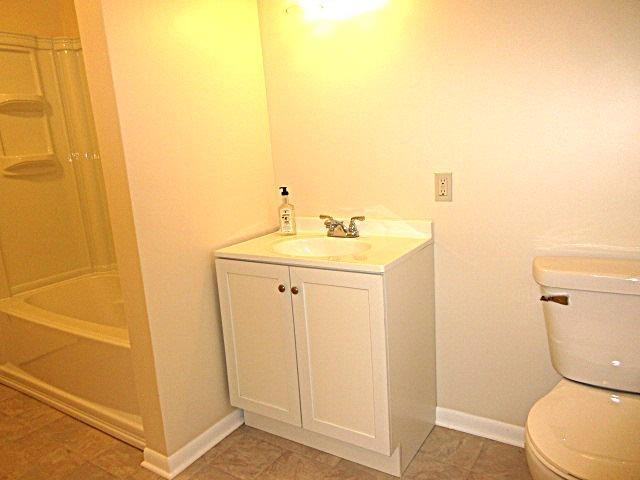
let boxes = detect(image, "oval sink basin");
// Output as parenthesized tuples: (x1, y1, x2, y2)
(272, 237, 371, 258)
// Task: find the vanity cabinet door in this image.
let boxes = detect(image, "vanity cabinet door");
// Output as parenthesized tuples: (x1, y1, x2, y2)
(216, 259, 301, 426)
(289, 267, 391, 454)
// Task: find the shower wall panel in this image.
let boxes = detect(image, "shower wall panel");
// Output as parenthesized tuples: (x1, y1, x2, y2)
(0, 32, 114, 297)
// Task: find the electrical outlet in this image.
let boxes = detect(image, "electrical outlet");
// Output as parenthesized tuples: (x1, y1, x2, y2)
(435, 173, 452, 201)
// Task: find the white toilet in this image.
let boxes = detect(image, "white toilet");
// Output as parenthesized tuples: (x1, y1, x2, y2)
(527, 256, 640, 480)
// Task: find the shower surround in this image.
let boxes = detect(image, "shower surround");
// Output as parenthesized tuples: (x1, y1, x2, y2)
(0, 31, 140, 446)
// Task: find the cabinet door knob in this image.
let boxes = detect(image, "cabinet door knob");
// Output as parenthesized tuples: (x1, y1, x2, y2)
(278, 284, 286, 293)
(291, 286, 299, 295)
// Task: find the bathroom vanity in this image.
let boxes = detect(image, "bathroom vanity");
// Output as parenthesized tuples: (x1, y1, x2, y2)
(214, 218, 436, 476)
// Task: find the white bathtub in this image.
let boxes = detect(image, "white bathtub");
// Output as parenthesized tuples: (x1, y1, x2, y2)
(0, 272, 143, 447)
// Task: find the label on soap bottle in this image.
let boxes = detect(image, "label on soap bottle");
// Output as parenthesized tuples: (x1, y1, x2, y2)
(280, 208, 293, 234)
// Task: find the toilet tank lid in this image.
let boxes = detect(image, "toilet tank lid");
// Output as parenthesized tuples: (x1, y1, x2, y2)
(533, 256, 640, 295)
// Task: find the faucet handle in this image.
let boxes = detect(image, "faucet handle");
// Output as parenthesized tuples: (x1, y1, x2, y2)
(319, 214, 334, 226)
(348, 216, 365, 237)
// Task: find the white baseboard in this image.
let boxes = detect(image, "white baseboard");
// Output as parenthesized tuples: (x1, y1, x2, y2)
(436, 407, 525, 448)
(140, 406, 522, 478)
(141, 409, 244, 479)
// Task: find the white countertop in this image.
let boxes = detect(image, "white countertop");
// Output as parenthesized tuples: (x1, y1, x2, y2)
(215, 218, 433, 274)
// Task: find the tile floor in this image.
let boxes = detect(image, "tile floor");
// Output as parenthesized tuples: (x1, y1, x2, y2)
(0, 384, 532, 479)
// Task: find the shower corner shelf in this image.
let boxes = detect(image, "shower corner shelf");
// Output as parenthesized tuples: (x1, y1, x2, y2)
(1, 153, 58, 177)
(0, 93, 45, 109)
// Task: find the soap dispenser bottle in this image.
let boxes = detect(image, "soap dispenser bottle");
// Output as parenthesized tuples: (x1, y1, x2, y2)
(278, 186, 296, 235)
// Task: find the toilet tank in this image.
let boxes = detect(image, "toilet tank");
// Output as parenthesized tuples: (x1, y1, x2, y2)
(533, 256, 640, 394)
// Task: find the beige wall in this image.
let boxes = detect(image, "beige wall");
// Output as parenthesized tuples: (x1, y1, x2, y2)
(58, 0, 80, 37)
(258, 0, 640, 426)
(0, 0, 79, 37)
(82, 0, 276, 454)
(74, 0, 640, 454)
(74, 0, 168, 453)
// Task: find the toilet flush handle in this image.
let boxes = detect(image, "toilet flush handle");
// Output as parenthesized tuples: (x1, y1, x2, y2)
(540, 295, 569, 305)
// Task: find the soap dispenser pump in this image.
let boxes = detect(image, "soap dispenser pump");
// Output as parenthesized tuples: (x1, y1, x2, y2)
(278, 186, 296, 235)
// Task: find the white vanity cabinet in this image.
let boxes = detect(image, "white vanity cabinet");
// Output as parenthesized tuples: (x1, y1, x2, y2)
(217, 260, 391, 453)
(215, 224, 435, 477)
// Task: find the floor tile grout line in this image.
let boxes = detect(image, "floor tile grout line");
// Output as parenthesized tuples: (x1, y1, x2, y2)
(414, 427, 488, 474)
(467, 441, 486, 474)
(251, 449, 288, 480)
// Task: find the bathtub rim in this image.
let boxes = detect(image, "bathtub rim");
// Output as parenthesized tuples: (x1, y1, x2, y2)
(0, 271, 129, 348)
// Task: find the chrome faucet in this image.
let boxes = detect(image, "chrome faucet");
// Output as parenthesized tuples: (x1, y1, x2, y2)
(320, 215, 365, 238)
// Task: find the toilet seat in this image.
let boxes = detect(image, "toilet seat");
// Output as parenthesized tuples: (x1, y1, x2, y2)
(526, 379, 640, 480)
(526, 430, 580, 480)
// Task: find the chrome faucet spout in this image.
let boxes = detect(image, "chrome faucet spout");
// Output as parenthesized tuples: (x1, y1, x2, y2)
(319, 215, 365, 238)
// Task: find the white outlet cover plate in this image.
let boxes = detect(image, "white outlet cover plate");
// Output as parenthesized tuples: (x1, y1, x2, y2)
(435, 172, 452, 202)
